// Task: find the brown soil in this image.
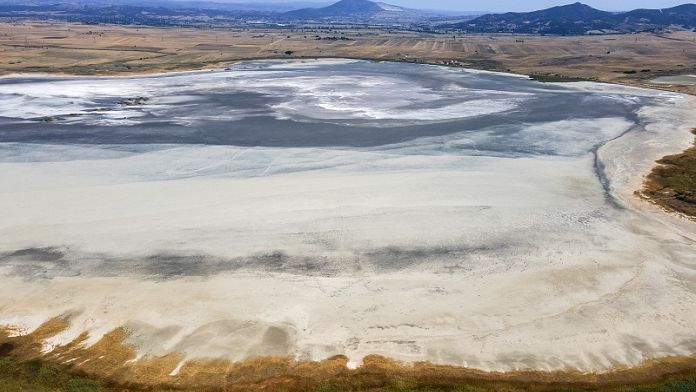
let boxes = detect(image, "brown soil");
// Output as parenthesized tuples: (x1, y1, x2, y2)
(2, 22, 696, 96)
(2, 318, 696, 391)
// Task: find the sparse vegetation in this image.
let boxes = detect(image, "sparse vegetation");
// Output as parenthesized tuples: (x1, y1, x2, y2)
(0, 355, 103, 392)
(309, 373, 696, 392)
(529, 73, 593, 82)
(2, 21, 696, 101)
(642, 129, 696, 217)
(2, 349, 696, 392)
(0, 353, 197, 391)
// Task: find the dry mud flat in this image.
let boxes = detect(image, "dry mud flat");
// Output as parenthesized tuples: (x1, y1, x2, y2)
(0, 60, 695, 390)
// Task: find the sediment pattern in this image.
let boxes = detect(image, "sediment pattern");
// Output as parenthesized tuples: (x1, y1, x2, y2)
(0, 61, 695, 387)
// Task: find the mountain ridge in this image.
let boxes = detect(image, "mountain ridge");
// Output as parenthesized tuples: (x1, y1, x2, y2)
(444, 2, 696, 34)
(283, 0, 411, 19)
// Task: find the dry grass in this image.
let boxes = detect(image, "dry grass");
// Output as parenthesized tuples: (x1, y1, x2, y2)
(641, 129, 696, 218)
(2, 320, 696, 392)
(2, 22, 696, 95)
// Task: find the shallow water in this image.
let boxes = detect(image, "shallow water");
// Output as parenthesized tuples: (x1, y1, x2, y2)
(0, 59, 644, 150)
(0, 60, 694, 372)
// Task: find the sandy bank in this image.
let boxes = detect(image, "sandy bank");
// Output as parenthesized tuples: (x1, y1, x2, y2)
(3, 318, 696, 391)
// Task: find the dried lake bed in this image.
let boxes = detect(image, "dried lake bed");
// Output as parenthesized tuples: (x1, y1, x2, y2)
(0, 59, 695, 375)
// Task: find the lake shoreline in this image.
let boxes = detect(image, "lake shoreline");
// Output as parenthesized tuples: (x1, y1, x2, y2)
(3, 54, 694, 220)
(3, 319, 696, 392)
(1, 59, 695, 392)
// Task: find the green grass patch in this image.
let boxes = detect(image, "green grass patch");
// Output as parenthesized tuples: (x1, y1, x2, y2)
(308, 372, 696, 392)
(2, 350, 696, 392)
(0, 354, 104, 392)
(644, 129, 696, 217)
(529, 73, 592, 82)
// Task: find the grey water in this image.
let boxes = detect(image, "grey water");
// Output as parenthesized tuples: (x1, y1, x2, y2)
(0, 60, 651, 156)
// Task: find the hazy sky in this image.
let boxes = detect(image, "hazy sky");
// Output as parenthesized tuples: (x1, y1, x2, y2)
(270, 0, 694, 12)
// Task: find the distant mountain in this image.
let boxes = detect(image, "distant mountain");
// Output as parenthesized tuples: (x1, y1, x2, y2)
(3, 0, 695, 31)
(0, 0, 279, 26)
(461, 3, 613, 34)
(0, 0, 434, 25)
(133, 1, 330, 13)
(443, 2, 696, 35)
(0, 0, 329, 12)
(621, 3, 696, 27)
(284, 0, 415, 20)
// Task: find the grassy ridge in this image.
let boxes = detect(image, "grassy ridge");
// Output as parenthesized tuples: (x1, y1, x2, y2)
(315, 374, 696, 392)
(643, 129, 696, 218)
(0, 354, 103, 392)
(528, 73, 593, 83)
(2, 352, 696, 392)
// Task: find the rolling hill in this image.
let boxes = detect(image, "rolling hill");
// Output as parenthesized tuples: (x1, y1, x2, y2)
(283, 0, 416, 20)
(443, 2, 696, 35)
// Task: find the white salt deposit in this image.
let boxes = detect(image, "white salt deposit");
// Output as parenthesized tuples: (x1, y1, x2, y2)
(0, 61, 694, 372)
